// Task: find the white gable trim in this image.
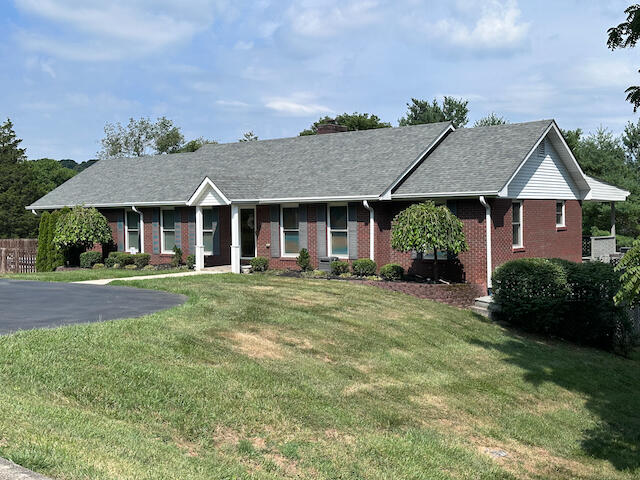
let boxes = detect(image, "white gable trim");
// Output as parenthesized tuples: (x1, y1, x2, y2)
(380, 123, 455, 200)
(498, 122, 591, 199)
(187, 177, 231, 206)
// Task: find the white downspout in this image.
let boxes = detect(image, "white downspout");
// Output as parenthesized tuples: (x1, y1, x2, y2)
(231, 204, 240, 273)
(195, 206, 204, 271)
(131, 206, 144, 253)
(478, 196, 492, 291)
(363, 200, 374, 261)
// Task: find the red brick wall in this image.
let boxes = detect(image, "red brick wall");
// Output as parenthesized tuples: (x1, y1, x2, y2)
(491, 199, 582, 271)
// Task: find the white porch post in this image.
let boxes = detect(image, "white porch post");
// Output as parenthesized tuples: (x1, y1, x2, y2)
(195, 206, 204, 271)
(231, 204, 241, 273)
(610, 201, 616, 237)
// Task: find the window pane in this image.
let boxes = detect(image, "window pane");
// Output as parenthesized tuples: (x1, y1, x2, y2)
(556, 214, 563, 225)
(331, 231, 348, 256)
(203, 232, 213, 253)
(162, 210, 175, 230)
(128, 231, 140, 252)
(126, 211, 139, 230)
(512, 203, 520, 223)
(203, 209, 213, 229)
(330, 206, 347, 230)
(284, 231, 300, 254)
(556, 202, 563, 215)
(512, 225, 520, 246)
(282, 208, 299, 230)
(164, 231, 175, 251)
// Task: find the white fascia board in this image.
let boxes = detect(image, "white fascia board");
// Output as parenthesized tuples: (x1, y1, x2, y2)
(232, 194, 379, 204)
(27, 200, 187, 210)
(498, 121, 591, 198)
(391, 190, 499, 199)
(379, 123, 455, 199)
(187, 177, 231, 206)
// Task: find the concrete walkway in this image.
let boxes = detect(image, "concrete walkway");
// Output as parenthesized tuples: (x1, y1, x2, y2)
(73, 265, 231, 285)
(0, 458, 52, 480)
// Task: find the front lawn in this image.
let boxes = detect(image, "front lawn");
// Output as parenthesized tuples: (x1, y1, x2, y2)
(0, 268, 187, 283)
(0, 274, 638, 479)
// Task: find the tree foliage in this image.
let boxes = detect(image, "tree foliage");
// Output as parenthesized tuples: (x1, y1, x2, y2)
(473, 113, 507, 127)
(608, 4, 640, 110)
(614, 237, 640, 306)
(239, 131, 259, 142)
(53, 206, 112, 251)
(178, 137, 217, 152)
(30, 158, 76, 192)
(391, 201, 467, 280)
(398, 97, 469, 128)
(35, 210, 65, 272)
(299, 112, 391, 136)
(0, 119, 42, 238)
(98, 116, 185, 158)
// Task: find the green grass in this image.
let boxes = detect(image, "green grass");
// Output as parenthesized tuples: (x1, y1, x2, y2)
(0, 274, 638, 479)
(0, 268, 187, 282)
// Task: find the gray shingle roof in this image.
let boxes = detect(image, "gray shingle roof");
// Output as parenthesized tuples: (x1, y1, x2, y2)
(393, 120, 553, 196)
(29, 122, 452, 208)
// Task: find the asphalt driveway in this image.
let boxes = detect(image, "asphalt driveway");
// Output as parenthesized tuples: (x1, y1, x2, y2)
(0, 279, 186, 335)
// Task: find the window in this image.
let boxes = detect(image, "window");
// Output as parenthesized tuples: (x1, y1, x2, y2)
(281, 206, 300, 256)
(125, 210, 141, 253)
(203, 209, 214, 255)
(161, 209, 176, 253)
(329, 205, 348, 257)
(556, 201, 565, 227)
(240, 208, 256, 258)
(512, 201, 523, 248)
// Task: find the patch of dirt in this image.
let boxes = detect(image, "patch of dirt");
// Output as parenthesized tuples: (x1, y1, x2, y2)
(342, 378, 405, 396)
(222, 331, 284, 360)
(265, 452, 300, 476)
(212, 425, 241, 447)
(250, 286, 274, 291)
(324, 428, 355, 444)
(174, 437, 199, 457)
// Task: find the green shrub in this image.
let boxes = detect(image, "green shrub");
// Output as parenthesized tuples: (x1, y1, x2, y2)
(171, 246, 183, 268)
(186, 254, 195, 270)
(617, 235, 635, 248)
(79, 251, 102, 268)
(132, 253, 151, 269)
(330, 260, 350, 275)
(380, 263, 404, 281)
(104, 256, 117, 268)
(35, 210, 66, 271)
(124, 264, 138, 270)
(296, 248, 312, 271)
(250, 256, 269, 272)
(339, 272, 352, 278)
(105, 251, 133, 268)
(352, 258, 377, 276)
(53, 206, 112, 251)
(92, 263, 105, 269)
(142, 264, 156, 271)
(494, 258, 635, 354)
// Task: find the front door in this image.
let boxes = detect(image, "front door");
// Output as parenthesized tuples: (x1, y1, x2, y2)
(240, 208, 256, 258)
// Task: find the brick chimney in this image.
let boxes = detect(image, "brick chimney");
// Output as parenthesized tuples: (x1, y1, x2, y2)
(317, 119, 348, 134)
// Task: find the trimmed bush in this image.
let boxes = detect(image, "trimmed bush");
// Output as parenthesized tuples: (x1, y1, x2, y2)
(352, 258, 377, 276)
(250, 256, 269, 272)
(105, 251, 133, 268)
(296, 248, 312, 271)
(330, 260, 350, 275)
(186, 254, 195, 270)
(380, 263, 404, 281)
(171, 246, 183, 268)
(132, 253, 151, 269)
(493, 258, 635, 354)
(92, 263, 105, 269)
(142, 264, 156, 271)
(124, 264, 138, 270)
(79, 251, 102, 269)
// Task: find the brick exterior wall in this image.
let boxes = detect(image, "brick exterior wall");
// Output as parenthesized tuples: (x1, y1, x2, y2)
(97, 199, 582, 288)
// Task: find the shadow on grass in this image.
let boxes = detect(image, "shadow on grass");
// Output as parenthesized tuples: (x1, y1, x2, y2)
(470, 325, 640, 472)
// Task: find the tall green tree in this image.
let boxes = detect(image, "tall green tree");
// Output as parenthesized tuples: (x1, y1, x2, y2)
(622, 119, 640, 165)
(98, 116, 185, 159)
(473, 113, 507, 127)
(30, 158, 76, 192)
(239, 131, 259, 142)
(608, 4, 640, 110)
(178, 137, 217, 152)
(398, 97, 469, 128)
(299, 112, 391, 136)
(0, 119, 41, 238)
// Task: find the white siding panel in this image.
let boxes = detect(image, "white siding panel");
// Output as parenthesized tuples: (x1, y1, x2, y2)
(197, 186, 228, 206)
(507, 138, 581, 199)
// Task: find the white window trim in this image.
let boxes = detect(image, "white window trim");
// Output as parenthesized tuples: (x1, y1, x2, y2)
(240, 206, 257, 259)
(203, 208, 213, 255)
(124, 209, 141, 254)
(280, 204, 300, 258)
(327, 203, 349, 259)
(556, 200, 566, 228)
(160, 207, 176, 254)
(512, 201, 523, 249)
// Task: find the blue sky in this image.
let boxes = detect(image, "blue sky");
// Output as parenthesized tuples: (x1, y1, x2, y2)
(1, 0, 638, 160)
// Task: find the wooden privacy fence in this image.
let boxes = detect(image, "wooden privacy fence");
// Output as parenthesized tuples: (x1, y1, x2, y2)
(0, 239, 37, 273)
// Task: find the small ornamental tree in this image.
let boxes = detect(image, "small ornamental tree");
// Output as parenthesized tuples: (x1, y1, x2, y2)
(615, 236, 640, 306)
(391, 201, 468, 281)
(53, 206, 112, 264)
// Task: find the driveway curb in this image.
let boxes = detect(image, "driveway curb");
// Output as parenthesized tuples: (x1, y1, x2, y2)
(0, 458, 52, 480)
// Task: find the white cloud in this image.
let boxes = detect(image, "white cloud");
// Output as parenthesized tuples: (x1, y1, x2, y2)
(575, 59, 636, 89)
(287, 0, 380, 38)
(234, 40, 254, 50)
(425, 0, 529, 52)
(14, 0, 220, 60)
(216, 99, 250, 108)
(265, 93, 332, 116)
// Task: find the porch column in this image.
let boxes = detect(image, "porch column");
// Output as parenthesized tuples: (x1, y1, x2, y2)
(610, 201, 616, 237)
(195, 206, 204, 271)
(231, 204, 240, 273)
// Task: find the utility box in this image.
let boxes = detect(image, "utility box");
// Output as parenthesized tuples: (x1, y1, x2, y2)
(318, 256, 338, 272)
